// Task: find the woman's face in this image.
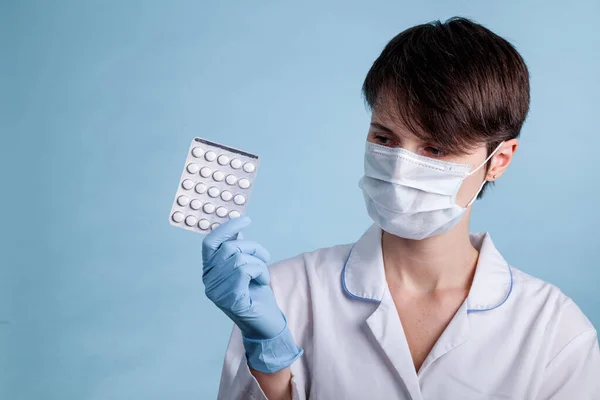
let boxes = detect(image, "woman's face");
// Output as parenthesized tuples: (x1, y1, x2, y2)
(367, 104, 517, 207)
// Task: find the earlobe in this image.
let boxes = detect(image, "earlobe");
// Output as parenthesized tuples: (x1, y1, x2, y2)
(488, 159, 504, 181)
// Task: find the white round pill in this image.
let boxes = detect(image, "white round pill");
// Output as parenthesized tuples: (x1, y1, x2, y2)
(243, 162, 255, 173)
(230, 158, 242, 169)
(229, 210, 240, 219)
(200, 167, 212, 177)
(181, 179, 194, 190)
(205, 151, 217, 162)
(238, 178, 250, 189)
(172, 211, 184, 223)
(185, 215, 198, 226)
(221, 190, 233, 201)
(187, 163, 200, 174)
(216, 206, 228, 217)
(208, 186, 220, 198)
(233, 194, 246, 205)
(189, 199, 202, 210)
(177, 195, 190, 206)
(195, 183, 207, 194)
(217, 155, 230, 165)
(225, 174, 237, 185)
(211, 223, 221, 230)
(191, 147, 204, 158)
(213, 171, 224, 182)
(203, 203, 215, 213)
(198, 219, 210, 230)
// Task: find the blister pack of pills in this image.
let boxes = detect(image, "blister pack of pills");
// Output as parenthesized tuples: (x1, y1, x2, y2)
(169, 138, 259, 233)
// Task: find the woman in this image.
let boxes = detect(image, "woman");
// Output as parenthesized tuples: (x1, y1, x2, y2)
(202, 18, 599, 400)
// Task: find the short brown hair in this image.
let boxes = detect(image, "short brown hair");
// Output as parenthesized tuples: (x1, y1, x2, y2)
(362, 17, 530, 197)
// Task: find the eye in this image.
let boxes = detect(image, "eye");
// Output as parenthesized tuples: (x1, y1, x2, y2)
(373, 134, 400, 147)
(375, 135, 391, 145)
(424, 146, 445, 157)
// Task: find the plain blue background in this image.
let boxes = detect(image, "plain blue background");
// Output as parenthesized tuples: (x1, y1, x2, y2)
(2, 1, 599, 399)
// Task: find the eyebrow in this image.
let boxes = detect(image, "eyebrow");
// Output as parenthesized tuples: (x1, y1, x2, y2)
(370, 122, 395, 134)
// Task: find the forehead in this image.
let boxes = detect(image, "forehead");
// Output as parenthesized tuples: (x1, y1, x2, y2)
(368, 90, 484, 155)
(369, 94, 431, 140)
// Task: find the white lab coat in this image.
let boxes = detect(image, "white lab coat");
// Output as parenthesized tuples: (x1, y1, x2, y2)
(217, 225, 600, 399)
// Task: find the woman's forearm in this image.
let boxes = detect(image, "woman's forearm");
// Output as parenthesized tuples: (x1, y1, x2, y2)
(249, 366, 293, 400)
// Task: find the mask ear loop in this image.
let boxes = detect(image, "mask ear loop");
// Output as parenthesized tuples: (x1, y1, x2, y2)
(468, 141, 505, 176)
(466, 180, 488, 207)
(465, 141, 505, 207)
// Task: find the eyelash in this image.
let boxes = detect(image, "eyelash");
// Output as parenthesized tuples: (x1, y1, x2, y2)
(424, 146, 445, 157)
(373, 135, 446, 158)
(374, 135, 395, 145)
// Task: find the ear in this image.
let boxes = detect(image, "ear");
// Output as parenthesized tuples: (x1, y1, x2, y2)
(487, 139, 518, 181)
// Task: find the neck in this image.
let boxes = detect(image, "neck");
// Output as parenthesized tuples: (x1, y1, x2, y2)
(382, 210, 479, 294)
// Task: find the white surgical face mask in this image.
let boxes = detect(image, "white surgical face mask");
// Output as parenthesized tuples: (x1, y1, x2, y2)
(358, 141, 504, 240)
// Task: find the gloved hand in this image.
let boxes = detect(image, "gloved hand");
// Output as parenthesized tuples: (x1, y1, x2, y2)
(202, 216, 285, 339)
(202, 216, 303, 373)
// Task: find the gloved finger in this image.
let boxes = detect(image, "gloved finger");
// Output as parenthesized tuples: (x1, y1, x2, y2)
(202, 240, 269, 280)
(205, 240, 269, 276)
(215, 240, 270, 264)
(236, 231, 243, 240)
(202, 216, 251, 262)
(204, 253, 260, 289)
(234, 253, 271, 286)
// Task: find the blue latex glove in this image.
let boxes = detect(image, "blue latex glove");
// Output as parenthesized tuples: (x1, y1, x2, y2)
(202, 216, 303, 373)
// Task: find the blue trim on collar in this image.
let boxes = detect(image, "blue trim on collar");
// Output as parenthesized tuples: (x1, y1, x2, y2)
(467, 264, 514, 313)
(341, 227, 514, 312)
(341, 245, 381, 303)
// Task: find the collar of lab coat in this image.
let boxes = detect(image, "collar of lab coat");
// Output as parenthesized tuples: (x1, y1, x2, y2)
(341, 224, 513, 312)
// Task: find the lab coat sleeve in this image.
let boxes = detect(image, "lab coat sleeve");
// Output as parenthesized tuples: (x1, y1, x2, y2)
(216, 323, 307, 400)
(536, 328, 600, 400)
(217, 253, 311, 399)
